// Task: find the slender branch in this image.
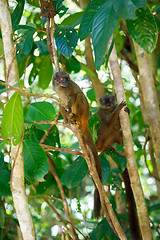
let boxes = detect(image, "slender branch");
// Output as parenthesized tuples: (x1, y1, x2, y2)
(50, 18, 60, 72)
(143, 137, 160, 182)
(40, 112, 61, 144)
(0, 81, 69, 110)
(47, 153, 79, 240)
(46, 17, 54, 63)
(149, 218, 160, 236)
(31, 185, 73, 236)
(41, 144, 84, 157)
(28, 195, 63, 202)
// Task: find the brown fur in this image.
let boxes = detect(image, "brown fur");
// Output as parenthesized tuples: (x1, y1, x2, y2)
(52, 71, 102, 218)
(95, 94, 142, 240)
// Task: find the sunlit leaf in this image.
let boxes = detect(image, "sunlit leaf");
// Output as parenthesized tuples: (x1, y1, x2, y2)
(38, 55, 53, 89)
(2, 92, 23, 146)
(78, 0, 103, 41)
(127, 7, 158, 53)
(61, 11, 84, 28)
(11, 0, 25, 30)
(92, 1, 118, 69)
(55, 26, 78, 58)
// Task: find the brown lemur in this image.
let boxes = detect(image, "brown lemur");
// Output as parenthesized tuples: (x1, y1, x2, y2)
(52, 71, 102, 218)
(94, 94, 142, 240)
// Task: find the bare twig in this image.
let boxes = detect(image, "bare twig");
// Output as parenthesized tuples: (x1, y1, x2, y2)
(143, 137, 160, 182)
(149, 218, 160, 236)
(47, 153, 79, 240)
(40, 112, 61, 144)
(41, 144, 84, 157)
(0, 81, 69, 110)
(28, 195, 63, 202)
(50, 18, 60, 72)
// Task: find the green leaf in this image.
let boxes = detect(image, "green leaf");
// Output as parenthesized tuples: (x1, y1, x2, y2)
(0, 141, 4, 153)
(0, 169, 11, 196)
(16, 26, 36, 62)
(35, 40, 49, 55)
(61, 156, 88, 188)
(36, 173, 56, 195)
(80, 63, 96, 77)
(2, 92, 23, 146)
(92, 1, 118, 69)
(55, 26, 78, 58)
(0, 38, 4, 56)
(26, 0, 39, 7)
(65, 56, 81, 73)
(38, 55, 53, 89)
(91, 218, 119, 240)
(24, 126, 61, 148)
(99, 154, 110, 185)
(89, 114, 100, 142)
(23, 140, 49, 182)
(0, 81, 20, 94)
(87, 88, 96, 102)
(24, 102, 56, 131)
(78, 0, 104, 41)
(127, 7, 158, 53)
(106, 149, 127, 172)
(113, 0, 147, 19)
(11, 0, 25, 30)
(53, 0, 68, 18)
(61, 12, 84, 28)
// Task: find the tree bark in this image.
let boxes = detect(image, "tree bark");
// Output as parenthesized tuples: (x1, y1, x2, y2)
(0, 0, 36, 239)
(134, 43, 160, 179)
(109, 41, 153, 240)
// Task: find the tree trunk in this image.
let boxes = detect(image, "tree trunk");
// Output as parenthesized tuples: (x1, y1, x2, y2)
(0, 0, 36, 239)
(109, 41, 153, 240)
(134, 43, 160, 181)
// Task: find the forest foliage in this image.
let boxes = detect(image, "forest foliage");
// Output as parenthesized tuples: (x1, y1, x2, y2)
(0, 0, 160, 239)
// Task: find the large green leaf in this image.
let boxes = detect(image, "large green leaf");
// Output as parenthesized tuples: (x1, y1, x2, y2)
(61, 12, 84, 28)
(54, 0, 68, 18)
(61, 157, 88, 188)
(0, 169, 11, 196)
(89, 114, 99, 142)
(25, 102, 56, 121)
(91, 218, 119, 240)
(0, 38, 4, 56)
(127, 7, 158, 53)
(55, 26, 78, 58)
(16, 26, 36, 62)
(24, 101, 56, 131)
(92, 1, 118, 69)
(38, 55, 53, 89)
(113, 0, 147, 19)
(11, 0, 25, 30)
(23, 140, 49, 182)
(2, 92, 23, 146)
(0, 81, 20, 94)
(0, 141, 4, 153)
(78, 0, 104, 41)
(26, 0, 39, 7)
(106, 149, 127, 172)
(99, 154, 110, 185)
(65, 56, 81, 73)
